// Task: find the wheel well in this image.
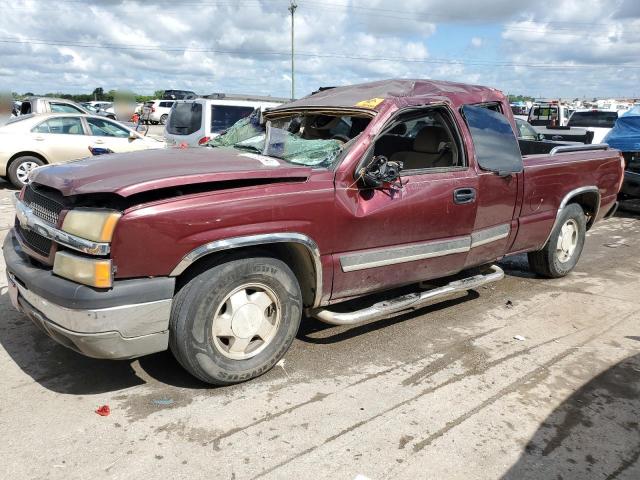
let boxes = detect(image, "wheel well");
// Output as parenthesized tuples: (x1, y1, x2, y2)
(566, 191, 599, 230)
(174, 242, 318, 307)
(7, 151, 48, 171)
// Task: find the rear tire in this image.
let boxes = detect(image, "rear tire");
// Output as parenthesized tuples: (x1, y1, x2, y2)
(8, 156, 44, 188)
(169, 257, 302, 385)
(528, 203, 586, 278)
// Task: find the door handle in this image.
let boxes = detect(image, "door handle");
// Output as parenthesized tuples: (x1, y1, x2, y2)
(34, 136, 44, 141)
(94, 139, 104, 144)
(453, 188, 476, 204)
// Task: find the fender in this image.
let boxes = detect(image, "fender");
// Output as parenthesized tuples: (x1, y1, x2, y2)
(169, 232, 324, 308)
(541, 185, 600, 247)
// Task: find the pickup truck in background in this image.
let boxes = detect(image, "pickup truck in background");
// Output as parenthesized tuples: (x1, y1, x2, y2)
(528, 102, 573, 127)
(534, 109, 620, 145)
(3, 79, 624, 385)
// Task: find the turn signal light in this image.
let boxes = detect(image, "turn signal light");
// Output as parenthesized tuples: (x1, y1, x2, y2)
(53, 252, 113, 288)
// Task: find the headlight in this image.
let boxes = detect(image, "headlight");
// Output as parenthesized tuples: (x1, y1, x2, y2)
(62, 209, 122, 242)
(53, 251, 113, 288)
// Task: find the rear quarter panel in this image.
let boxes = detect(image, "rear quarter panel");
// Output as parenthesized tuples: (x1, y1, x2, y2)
(510, 150, 622, 253)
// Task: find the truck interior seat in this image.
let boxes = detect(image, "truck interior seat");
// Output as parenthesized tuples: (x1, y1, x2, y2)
(390, 126, 453, 170)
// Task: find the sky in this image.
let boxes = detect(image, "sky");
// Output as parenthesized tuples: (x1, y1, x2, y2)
(1, 0, 640, 99)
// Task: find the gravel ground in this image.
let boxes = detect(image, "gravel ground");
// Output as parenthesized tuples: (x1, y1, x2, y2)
(0, 181, 638, 480)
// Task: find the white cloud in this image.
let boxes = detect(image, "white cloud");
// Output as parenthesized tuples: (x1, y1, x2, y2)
(0, 0, 638, 98)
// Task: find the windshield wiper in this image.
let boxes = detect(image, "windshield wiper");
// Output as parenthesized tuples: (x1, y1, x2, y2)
(233, 143, 260, 153)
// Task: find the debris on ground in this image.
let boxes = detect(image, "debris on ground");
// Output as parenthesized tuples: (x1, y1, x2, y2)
(513, 335, 526, 341)
(505, 300, 514, 309)
(276, 358, 290, 379)
(95, 405, 111, 416)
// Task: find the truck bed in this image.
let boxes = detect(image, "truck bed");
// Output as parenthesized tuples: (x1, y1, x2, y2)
(508, 144, 622, 254)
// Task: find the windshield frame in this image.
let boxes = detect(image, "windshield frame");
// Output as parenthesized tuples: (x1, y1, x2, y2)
(209, 107, 376, 170)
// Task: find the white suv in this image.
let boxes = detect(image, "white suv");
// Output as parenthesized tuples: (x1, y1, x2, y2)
(142, 100, 176, 125)
(164, 96, 286, 146)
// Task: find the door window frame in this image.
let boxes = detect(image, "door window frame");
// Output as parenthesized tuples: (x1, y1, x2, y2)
(83, 116, 133, 138)
(354, 104, 468, 178)
(31, 116, 88, 135)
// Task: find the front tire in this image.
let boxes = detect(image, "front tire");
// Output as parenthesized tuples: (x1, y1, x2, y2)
(169, 257, 302, 385)
(160, 114, 168, 125)
(528, 203, 586, 278)
(8, 156, 44, 188)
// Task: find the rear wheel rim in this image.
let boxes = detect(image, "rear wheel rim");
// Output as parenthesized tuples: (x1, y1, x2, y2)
(556, 218, 579, 263)
(211, 283, 281, 360)
(15, 161, 39, 184)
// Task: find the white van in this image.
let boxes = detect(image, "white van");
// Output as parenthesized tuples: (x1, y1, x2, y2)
(164, 95, 288, 146)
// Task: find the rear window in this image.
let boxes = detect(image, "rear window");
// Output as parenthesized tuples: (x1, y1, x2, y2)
(568, 111, 618, 128)
(529, 106, 559, 126)
(159, 101, 174, 108)
(211, 105, 255, 134)
(167, 102, 203, 135)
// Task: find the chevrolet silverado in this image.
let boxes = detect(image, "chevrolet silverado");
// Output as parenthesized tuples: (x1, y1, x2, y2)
(3, 79, 624, 385)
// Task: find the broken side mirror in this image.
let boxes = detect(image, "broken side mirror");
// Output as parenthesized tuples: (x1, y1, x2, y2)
(358, 155, 403, 188)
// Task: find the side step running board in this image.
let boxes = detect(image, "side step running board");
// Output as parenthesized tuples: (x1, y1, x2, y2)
(310, 265, 504, 326)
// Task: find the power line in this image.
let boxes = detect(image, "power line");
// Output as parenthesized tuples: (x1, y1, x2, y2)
(1, 37, 640, 70)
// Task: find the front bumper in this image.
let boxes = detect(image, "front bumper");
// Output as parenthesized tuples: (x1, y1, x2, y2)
(3, 230, 175, 359)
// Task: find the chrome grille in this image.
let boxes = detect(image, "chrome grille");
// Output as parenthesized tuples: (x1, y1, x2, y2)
(16, 220, 52, 257)
(23, 184, 64, 225)
(17, 184, 66, 258)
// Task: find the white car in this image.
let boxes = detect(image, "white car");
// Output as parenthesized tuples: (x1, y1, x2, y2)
(142, 99, 175, 125)
(164, 96, 286, 147)
(0, 113, 165, 187)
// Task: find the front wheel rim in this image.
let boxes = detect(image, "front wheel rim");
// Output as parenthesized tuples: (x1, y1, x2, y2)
(15, 161, 39, 184)
(211, 283, 281, 360)
(556, 219, 579, 263)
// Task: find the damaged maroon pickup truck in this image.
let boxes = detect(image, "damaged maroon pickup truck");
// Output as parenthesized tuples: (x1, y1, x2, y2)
(4, 79, 624, 385)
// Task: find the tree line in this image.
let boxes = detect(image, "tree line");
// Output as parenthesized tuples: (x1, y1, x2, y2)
(11, 87, 167, 103)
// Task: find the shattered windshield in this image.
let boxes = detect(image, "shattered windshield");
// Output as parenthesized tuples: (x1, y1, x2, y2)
(206, 111, 371, 168)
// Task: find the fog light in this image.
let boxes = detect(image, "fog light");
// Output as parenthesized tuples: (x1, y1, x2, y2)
(53, 251, 113, 288)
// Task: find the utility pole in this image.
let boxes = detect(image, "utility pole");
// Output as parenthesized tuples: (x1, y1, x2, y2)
(288, 0, 297, 100)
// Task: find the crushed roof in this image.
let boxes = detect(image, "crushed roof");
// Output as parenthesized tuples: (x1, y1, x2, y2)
(274, 78, 504, 112)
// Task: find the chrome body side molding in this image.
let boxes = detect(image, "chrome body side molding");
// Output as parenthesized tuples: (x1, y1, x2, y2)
(470, 224, 511, 248)
(340, 223, 511, 273)
(15, 199, 111, 256)
(169, 233, 323, 308)
(340, 237, 471, 273)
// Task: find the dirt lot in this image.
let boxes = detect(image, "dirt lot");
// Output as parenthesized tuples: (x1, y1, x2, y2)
(0, 181, 638, 480)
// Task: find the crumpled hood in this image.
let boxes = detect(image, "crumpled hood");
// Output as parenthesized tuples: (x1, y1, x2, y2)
(29, 147, 312, 197)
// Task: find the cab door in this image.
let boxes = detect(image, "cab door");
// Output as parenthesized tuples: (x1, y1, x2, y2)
(330, 106, 479, 300)
(460, 104, 522, 268)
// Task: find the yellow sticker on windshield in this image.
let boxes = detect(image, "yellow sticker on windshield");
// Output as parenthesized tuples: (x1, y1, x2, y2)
(355, 97, 385, 109)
